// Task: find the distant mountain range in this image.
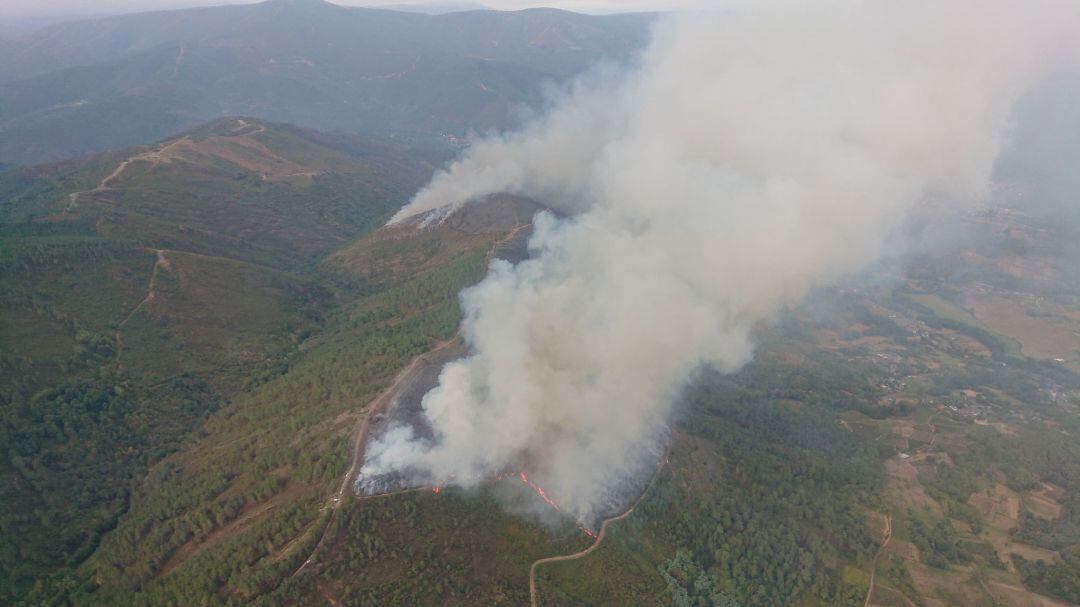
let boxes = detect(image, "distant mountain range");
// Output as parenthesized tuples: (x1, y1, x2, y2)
(0, 0, 652, 165)
(378, 1, 491, 13)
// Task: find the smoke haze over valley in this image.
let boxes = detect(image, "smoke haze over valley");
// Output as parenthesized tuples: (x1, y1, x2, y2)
(4, 1, 1080, 605)
(364, 0, 1080, 524)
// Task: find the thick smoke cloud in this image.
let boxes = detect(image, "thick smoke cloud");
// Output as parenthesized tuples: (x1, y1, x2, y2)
(366, 0, 1080, 524)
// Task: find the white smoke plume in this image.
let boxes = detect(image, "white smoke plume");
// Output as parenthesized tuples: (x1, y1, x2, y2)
(367, 0, 1080, 523)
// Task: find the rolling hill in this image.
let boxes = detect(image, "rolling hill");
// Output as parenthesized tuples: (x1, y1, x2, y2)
(1, 116, 575, 605)
(0, 0, 652, 165)
(2, 4, 1078, 606)
(3, 122, 1078, 607)
(0, 117, 441, 601)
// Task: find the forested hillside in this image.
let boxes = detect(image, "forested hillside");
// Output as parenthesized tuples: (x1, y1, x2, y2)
(1, 3, 1078, 604)
(0, 117, 440, 602)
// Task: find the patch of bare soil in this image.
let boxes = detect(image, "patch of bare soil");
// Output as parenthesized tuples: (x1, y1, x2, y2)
(1023, 484, 1066, 522)
(969, 484, 1020, 530)
(974, 418, 1018, 437)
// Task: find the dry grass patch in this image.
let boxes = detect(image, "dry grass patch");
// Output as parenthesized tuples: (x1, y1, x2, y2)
(966, 293, 1080, 363)
(974, 418, 1019, 437)
(884, 538, 920, 562)
(989, 581, 1074, 607)
(1007, 542, 1060, 565)
(886, 458, 919, 482)
(869, 583, 918, 607)
(1024, 493, 1064, 521)
(906, 561, 992, 607)
(886, 458, 943, 515)
(969, 484, 1020, 531)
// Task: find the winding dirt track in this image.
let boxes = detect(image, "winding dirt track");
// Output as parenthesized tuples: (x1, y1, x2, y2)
(292, 222, 531, 579)
(292, 338, 458, 576)
(528, 508, 633, 607)
(528, 445, 670, 607)
(113, 248, 169, 370)
(862, 414, 933, 606)
(66, 120, 268, 207)
(119, 249, 168, 327)
(864, 512, 893, 607)
(67, 139, 184, 206)
(342, 339, 457, 504)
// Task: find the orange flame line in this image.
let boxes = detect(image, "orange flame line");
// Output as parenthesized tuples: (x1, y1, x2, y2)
(518, 472, 562, 512)
(516, 471, 596, 538)
(429, 471, 596, 537)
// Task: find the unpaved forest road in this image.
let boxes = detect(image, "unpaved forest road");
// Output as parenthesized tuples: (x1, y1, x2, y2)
(528, 508, 633, 607)
(67, 139, 185, 206)
(293, 221, 533, 579)
(66, 119, 268, 207)
(337, 338, 458, 508)
(68, 157, 135, 206)
(864, 512, 893, 607)
(528, 445, 670, 607)
(119, 249, 169, 327)
(292, 338, 458, 576)
(113, 248, 169, 370)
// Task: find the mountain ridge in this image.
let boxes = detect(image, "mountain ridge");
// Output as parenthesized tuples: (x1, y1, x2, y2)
(0, 1, 653, 165)
(0, 115, 454, 603)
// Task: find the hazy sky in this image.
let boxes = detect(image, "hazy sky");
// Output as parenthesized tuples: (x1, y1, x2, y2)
(0, 0, 710, 18)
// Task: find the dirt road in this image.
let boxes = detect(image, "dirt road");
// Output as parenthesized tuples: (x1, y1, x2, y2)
(67, 139, 188, 206)
(528, 445, 670, 607)
(292, 338, 459, 576)
(292, 220, 531, 578)
(864, 512, 893, 607)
